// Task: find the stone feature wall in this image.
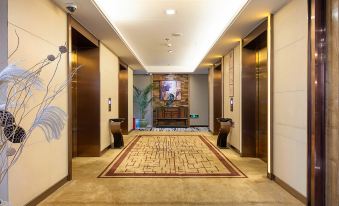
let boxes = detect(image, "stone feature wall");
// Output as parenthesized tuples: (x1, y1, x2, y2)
(326, 0, 339, 204)
(152, 74, 189, 126)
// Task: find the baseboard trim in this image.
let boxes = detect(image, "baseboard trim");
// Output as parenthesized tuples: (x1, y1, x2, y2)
(26, 176, 68, 206)
(100, 144, 111, 156)
(273, 175, 307, 204)
(228, 144, 240, 154)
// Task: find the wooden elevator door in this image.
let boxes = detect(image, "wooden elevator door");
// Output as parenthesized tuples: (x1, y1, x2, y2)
(119, 65, 129, 134)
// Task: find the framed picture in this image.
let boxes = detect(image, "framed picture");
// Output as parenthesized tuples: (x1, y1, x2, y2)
(160, 80, 182, 100)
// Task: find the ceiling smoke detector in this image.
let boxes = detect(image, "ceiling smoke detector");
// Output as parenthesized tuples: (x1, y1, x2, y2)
(172, 33, 183, 37)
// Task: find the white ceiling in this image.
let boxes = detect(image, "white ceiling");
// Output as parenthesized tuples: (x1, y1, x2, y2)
(93, 0, 248, 73)
(52, 0, 290, 74)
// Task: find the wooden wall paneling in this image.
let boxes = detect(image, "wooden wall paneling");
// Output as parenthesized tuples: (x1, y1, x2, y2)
(75, 47, 100, 157)
(152, 74, 190, 127)
(241, 21, 268, 158)
(326, 0, 339, 205)
(213, 64, 222, 134)
(257, 45, 268, 162)
(308, 0, 327, 205)
(119, 65, 129, 134)
(68, 17, 101, 159)
(241, 47, 257, 157)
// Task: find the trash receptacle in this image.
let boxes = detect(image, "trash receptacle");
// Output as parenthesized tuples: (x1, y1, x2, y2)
(109, 118, 125, 148)
(216, 118, 233, 148)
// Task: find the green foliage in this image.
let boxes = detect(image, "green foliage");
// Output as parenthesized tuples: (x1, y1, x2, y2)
(133, 83, 152, 119)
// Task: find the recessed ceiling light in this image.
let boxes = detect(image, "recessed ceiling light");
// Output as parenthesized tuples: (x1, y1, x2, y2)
(172, 33, 183, 37)
(167, 43, 172, 47)
(168, 50, 173, 53)
(165, 9, 176, 15)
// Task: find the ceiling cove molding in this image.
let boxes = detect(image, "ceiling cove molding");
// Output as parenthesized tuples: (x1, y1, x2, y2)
(91, 0, 145, 71)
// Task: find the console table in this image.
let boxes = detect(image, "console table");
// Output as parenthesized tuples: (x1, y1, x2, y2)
(155, 106, 189, 128)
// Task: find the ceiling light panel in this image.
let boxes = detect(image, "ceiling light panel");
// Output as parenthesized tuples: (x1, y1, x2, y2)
(93, 0, 248, 73)
(165, 9, 176, 15)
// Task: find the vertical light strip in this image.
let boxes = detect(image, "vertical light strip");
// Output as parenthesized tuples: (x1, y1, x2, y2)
(267, 14, 272, 175)
(221, 56, 224, 116)
(239, 40, 243, 154)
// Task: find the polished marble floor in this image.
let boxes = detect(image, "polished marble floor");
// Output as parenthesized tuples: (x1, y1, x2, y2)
(40, 131, 304, 206)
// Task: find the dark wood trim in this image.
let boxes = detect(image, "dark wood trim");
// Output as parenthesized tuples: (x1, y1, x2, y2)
(243, 20, 268, 47)
(228, 144, 241, 155)
(100, 145, 111, 156)
(26, 177, 68, 206)
(69, 18, 99, 47)
(66, 14, 73, 181)
(268, 14, 274, 179)
(241, 21, 268, 159)
(213, 64, 222, 135)
(307, 0, 327, 205)
(118, 64, 129, 134)
(273, 175, 307, 204)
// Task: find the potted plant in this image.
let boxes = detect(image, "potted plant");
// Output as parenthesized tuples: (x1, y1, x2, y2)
(133, 84, 152, 128)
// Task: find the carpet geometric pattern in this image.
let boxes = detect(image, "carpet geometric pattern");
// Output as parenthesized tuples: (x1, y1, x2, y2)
(99, 135, 246, 178)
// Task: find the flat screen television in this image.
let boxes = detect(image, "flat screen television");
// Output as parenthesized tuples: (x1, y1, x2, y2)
(160, 80, 182, 100)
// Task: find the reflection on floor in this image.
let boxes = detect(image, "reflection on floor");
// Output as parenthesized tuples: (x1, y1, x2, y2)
(40, 131, 303, 206)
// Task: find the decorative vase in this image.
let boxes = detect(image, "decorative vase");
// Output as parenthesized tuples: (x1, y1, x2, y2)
(0, 200, 10, 206)
(135, 119, 148, 128)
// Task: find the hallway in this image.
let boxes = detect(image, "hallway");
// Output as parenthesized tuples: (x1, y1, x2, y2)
(1, 0, 337, 205)
(40, 132, 303, 206)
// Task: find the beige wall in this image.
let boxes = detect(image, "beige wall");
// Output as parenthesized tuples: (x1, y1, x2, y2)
(273, 0, 308, 196)
(223, 44, 241, 151)
(100, 43, 119, 151)
(208, 68, 214, 131)
(8, 0, 68, 205)
(189, 74, 209, 126)
(128, 67, 134, 131)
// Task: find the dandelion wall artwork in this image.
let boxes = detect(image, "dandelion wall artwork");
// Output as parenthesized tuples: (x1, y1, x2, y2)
(0, 32, 78, 192)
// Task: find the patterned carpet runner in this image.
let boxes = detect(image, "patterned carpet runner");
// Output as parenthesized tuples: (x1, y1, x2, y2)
(99, 135, 246, 178)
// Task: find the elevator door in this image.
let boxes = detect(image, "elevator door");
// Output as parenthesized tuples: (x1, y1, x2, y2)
(256, 48, 268, 162)
(71, 27, 100, 157)
(242, 29, 268, 162)
(119, 65, 129, 134)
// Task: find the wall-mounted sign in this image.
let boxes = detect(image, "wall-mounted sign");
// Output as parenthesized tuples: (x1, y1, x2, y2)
(108, 98, 112, 112)
(230, 97, 234, 112)
(190, 114, 199, 119)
